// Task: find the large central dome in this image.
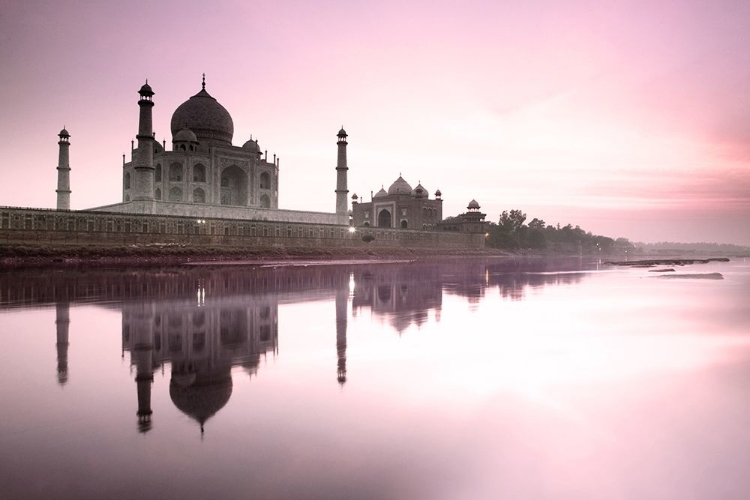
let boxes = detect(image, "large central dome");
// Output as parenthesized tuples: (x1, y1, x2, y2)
(170, 84, 234, 145)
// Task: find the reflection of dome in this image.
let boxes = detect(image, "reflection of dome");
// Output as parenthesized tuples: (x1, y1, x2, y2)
(388, 176, 412, 195)
(374, 187, 388, 198)
(174, 126, 198, 143)
(170, 375, 232, 428)
(171, 85, 234, 145)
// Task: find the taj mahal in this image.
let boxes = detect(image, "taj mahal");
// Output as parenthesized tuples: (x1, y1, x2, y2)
(50, 76, 487, 234)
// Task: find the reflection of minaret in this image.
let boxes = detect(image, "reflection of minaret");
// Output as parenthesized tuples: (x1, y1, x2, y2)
(131, 308, 155, 433)
(55, 302, 70, 385)
(336, 287, 347, 386)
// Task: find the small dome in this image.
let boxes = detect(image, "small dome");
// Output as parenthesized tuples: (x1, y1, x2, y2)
(388, 176, 412, 195)
(174, 126, 198, 143)
(412, 183, 427, 198)
(338, 127, 347, 137)
(374, 187, 388, 198)
(242, 138, 260, 152)
(351, 193, 358, 199)
(58, 128, 70, 138)
(139, 81, 154, 96)
(467, 199, 480, 209)
(435, 189, 442, 197)
(171, 83, 234, 145)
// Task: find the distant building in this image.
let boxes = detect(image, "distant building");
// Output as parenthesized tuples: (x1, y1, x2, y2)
(351, 177, 443, 229)
(437, 199, 488, 233)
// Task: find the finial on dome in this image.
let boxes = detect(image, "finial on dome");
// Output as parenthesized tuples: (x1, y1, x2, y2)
(202, 73, 206, 90)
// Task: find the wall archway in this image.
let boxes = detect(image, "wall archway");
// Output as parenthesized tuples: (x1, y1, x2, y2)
(124, 172, 131, 189)
(193, 188, 205, 203)
(400, 220, 408, 229)
(193, 164, 206, 183)
(260, 172, 271, 189)
(260, 194, 271, 208)
(220, 166, 248, 206)
(169, 186, 182, 202)
(169, 163, 183, 182)
(378, 209, 392, 228)
(155, 188, 161, 200)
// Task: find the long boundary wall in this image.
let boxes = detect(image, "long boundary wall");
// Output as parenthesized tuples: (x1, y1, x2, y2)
(0, 207, 485, 250)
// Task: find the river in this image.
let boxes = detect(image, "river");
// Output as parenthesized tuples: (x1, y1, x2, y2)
(1, 257, 749, 499)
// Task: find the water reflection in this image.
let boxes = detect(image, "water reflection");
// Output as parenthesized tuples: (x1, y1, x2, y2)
(2, 259, 750, 499)
(0, 258, 596, 436)
(122, 295, 279, 433)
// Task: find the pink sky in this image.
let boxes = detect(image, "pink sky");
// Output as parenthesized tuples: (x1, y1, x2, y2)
(1, 0, 749, 245)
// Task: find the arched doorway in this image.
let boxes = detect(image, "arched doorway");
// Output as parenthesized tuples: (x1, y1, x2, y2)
(260, 194, 270, 208)
(400, 220, 408, 229)
(378, 209, 392, 228)
(220, 166, 248, 206)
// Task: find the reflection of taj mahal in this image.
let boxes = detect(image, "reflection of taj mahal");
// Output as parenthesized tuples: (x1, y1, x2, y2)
(121, 296, 279, 433)
(13, 261, 587, 435)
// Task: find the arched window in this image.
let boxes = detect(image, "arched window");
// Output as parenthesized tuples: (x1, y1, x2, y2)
(193, 163, 206, 183)
(169, 162, 182, 182)
(180, 145, 186, 151)
(363, 221, 370, 227)
(124, 172, 131, 189)
(260, 194, 271, 208)
(193, 188, 205, 203)
(378, 209, 392, 228)
(169, 186, 182, 202)
(260, 172, 271, 189)
(155, 188, 161, 200)
(400, 220, 408, 229)
(125, 194, 130, 202)
(155, 164, 162, 182)
(220, 166, 248, 206)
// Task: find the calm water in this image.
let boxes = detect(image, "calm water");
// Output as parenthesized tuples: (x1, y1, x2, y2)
(1, 257, 749, 500)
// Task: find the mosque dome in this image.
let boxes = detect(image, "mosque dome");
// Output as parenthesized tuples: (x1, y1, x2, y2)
(388, 176, 412, 195)
(467, 199, 480, 209)
(174, 126, 198, 143)
(374, 187, 388, 198)
(412, 183, 427, 198)
(170, 374, 232, 428)
(242, 137, 260, 152)
(171, 83, 234, 145)
(435, 189, 442, 198)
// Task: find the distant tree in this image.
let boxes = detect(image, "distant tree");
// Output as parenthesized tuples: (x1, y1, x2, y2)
(528, 218, 545, 229)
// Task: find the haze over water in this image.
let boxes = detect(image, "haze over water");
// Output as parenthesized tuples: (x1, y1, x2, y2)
(1, 257, 749, 499)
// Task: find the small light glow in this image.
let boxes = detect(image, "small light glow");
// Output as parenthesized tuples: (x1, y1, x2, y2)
(348, 227, 356, 233)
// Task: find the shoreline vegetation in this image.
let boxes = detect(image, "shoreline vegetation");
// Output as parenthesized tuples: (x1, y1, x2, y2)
(0, 243, 744, 269)
(0, 208, 747, 268)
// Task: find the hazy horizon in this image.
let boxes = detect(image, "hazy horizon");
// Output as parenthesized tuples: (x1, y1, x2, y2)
(1, 0, 748, 245)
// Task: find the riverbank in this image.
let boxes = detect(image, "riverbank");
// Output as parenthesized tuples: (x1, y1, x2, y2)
(0, 244, 513, 268)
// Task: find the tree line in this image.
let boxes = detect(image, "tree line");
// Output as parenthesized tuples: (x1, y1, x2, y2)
(485, 209, 633, 255)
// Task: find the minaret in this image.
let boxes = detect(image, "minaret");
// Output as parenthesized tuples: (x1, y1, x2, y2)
(55, 302, 70, 385)
(335, 286, 348, 386)
(133, 81, 155, 202)
(335, 127, 349, 221)
(55, 128, 71, 210)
